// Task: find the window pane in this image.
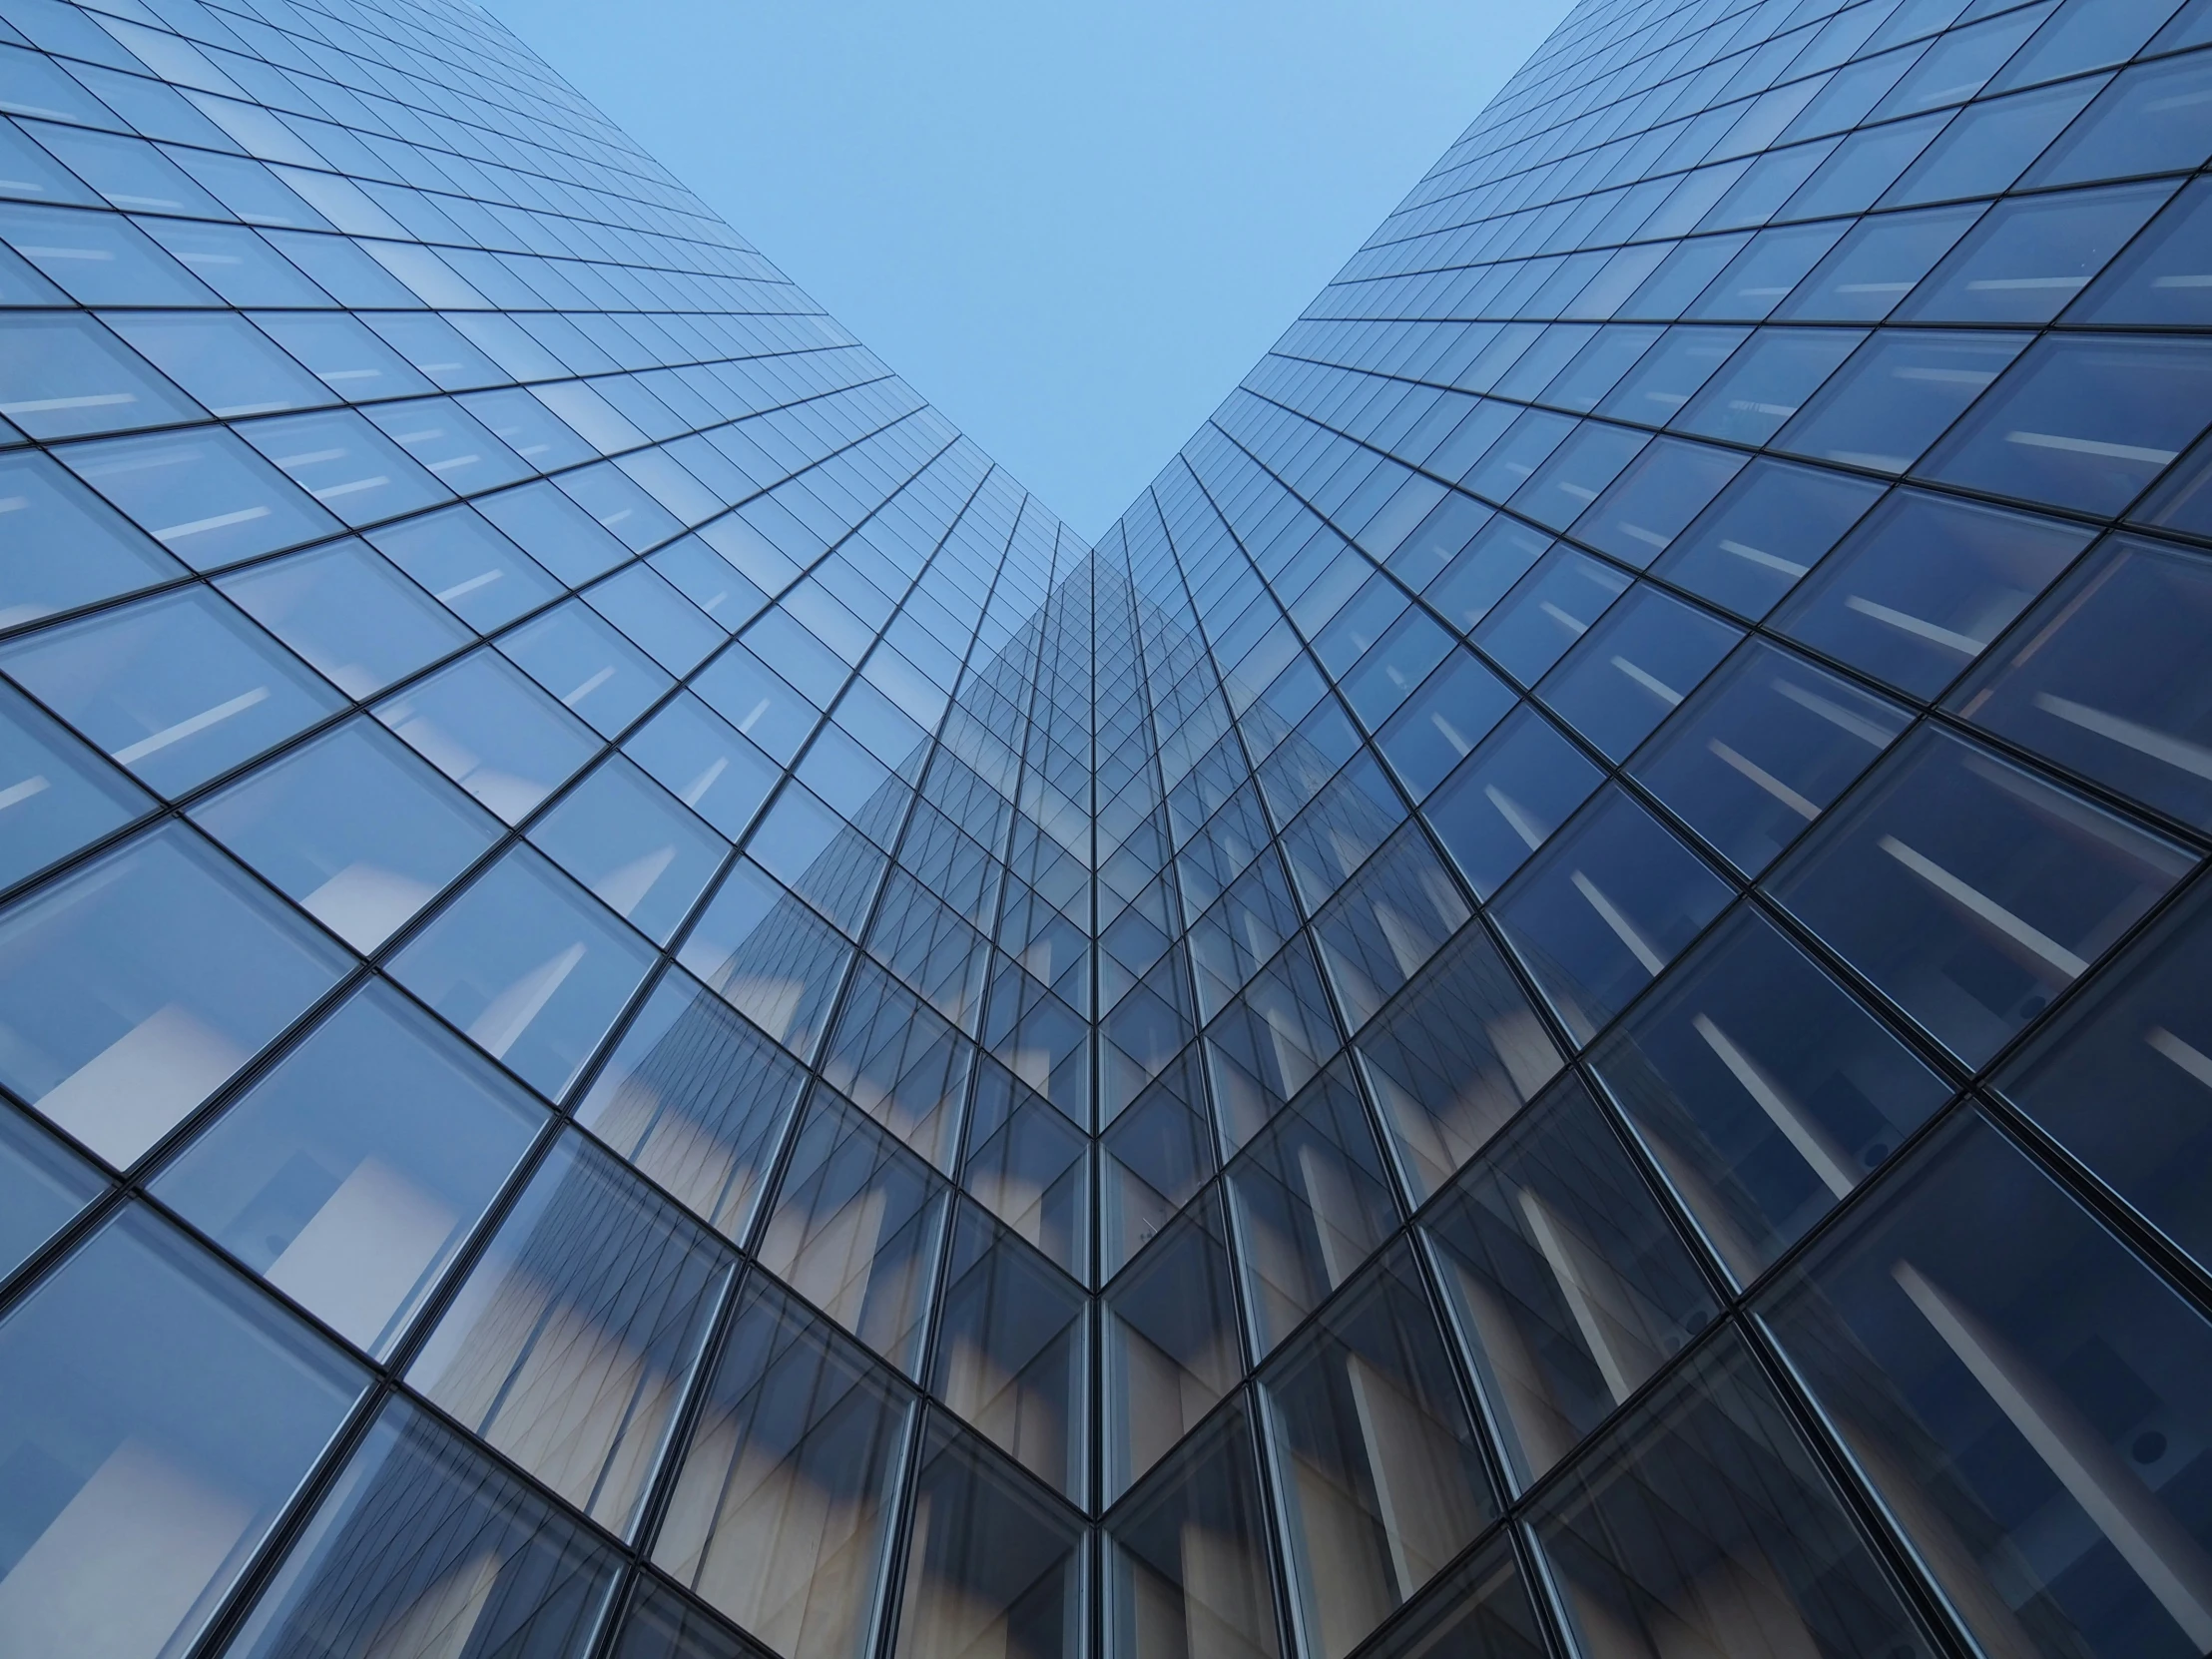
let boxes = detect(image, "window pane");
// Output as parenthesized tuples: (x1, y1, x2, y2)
(1260, 1243, 1494, 1657)
(1630, 637, 1910, 876)
(1924, 335, 2212, 517)
(1653, 457, 1885, 622)
(391, 845, 658, 1097)
(0, 1206, 361, 1659)
(368, 504, 562, 632)
(1229, 1061, 1402, 1351)
(0, 447, 182, 629)
(1997, 877, 2212, 1276)
(1531, 1327, 1934, 1659)
(59, 425, 339, 571)
(1767, 727, 2194, 1068)
(758, 1093, 950, 1376)
(1537, 584, 1741, 763)
(191, 716, 497, 950)
(154, 981, 541, 1356)
(408, 1131, 732, 1534)
(1492, 787, 1734, 1047)
(929, 1206, 1086, 1496)
(1771, 488, 2091, 700)
(1422, 1077, 1718, 1489)
(1950, 533, 2212, 830)
(577, 966, 807, 1241)
(217, 537, 472, 700)
(652, 1280, 912, 1659)
(0, 822, 346, 1165)
(1777, 329, 2029, 478)
(223, 1398, 619, 1659)
(1590, 905, 1950, 1284)
(1105, 1193, 1245, 1498)
(375, 648, 600, 824)
(1901, 182, 2175, 324)
(1473, 546, 1631, 686)
(0, 1100, 103, 1283)
(3, 586, 344, 796)
(0, 677, 150, 891)
(1761, 1108, 2212, 1659)
(1107, 1405, 1282, 1659)
(0, 310, 199, 439)
(531, 755, 728, 944)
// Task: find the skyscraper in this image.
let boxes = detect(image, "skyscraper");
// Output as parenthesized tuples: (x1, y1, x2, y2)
(2, 0, 2210, 1653)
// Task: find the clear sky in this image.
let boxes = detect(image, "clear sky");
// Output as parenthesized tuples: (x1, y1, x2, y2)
(485, 1, 1576, 539)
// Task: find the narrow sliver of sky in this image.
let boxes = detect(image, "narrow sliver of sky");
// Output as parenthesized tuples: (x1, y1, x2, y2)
(487, 1, 1574, 538)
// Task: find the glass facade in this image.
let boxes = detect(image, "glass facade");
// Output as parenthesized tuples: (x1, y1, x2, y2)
(2, 0, 2211, 1654)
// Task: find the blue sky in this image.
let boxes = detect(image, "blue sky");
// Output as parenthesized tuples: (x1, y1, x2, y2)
(486, 1, 1574, 538)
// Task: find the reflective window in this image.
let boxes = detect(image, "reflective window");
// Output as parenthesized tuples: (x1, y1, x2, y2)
(1473, 545, 1631, 687)
(1777, 328, 2029, 475)
(157, 980, 540, 1355)
(1104, 1194, 1245, 1498)
(1776, 200, 1984, 321)
(0, 448, 182, 628)
(1571, 436, 1745, 569)
(238, 407, 450, 527)
(1260, 1243, 1494, 1658)
(1492, 786, 1734, 1046)
(890, 1416, 1085, 1659)
(1591, 904, 1951, 1284)
(578, 966, 806, 1240)
(500, 597, 676, 738)
(1421, 516, 1550, 633)
(58, 425, 338, 571)
(191, 716, 496, 949)
(677, 859, 853, 1060)
(0, 677, 150, 892)
(1106, 1405, 1282, 1659)
(929, 1207, 1086, 1497)
(375, 647, 600, 823)
(2073, 175, 2212, 326)
(1762, 1108, 2212, 1659)
(0, 1206, 361, 1659)
(391, 844, 658, 1097)
(1768, 727, 2194, 1067)
(0, 310, 199, 440)
(1531, 1327, 1935, 1659)
(223, 1398, 620, 1659)
(1772, 487, 2091, 700)
(531, 756, 728, 944)
(0, 1101, 103, 1283)
(1902, 182, 2176, 324)
(1228, 1063, 1401, 1349)
(368, 503, 561, 632)
(1376, 649, 1516, 800)
(1631, 636, 1911, 875)
(408, 1130, 732, 1534)
(1537, 584, 1741, 763)
(1423, 704, 1603, 899)
(1950, 533, 2212, 830)
(1422, 1077, 1717, 1489)
(653, 1280, 911, 1659)
(102, 309, 330, 420)
(1926, 335, 2212, 516)
(1654, 456, 1885, 621)
(3, 585, 342, 796)
(0, 823, 346, 1165)
(1997, 877, 2212, 1276)
(757, 1093, 949, 1376)
(1673, 327, 1864, 447)
(217, 537, 471, 699)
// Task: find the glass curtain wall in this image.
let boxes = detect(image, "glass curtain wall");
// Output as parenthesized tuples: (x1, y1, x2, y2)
(4, 0, 2212, 1657)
